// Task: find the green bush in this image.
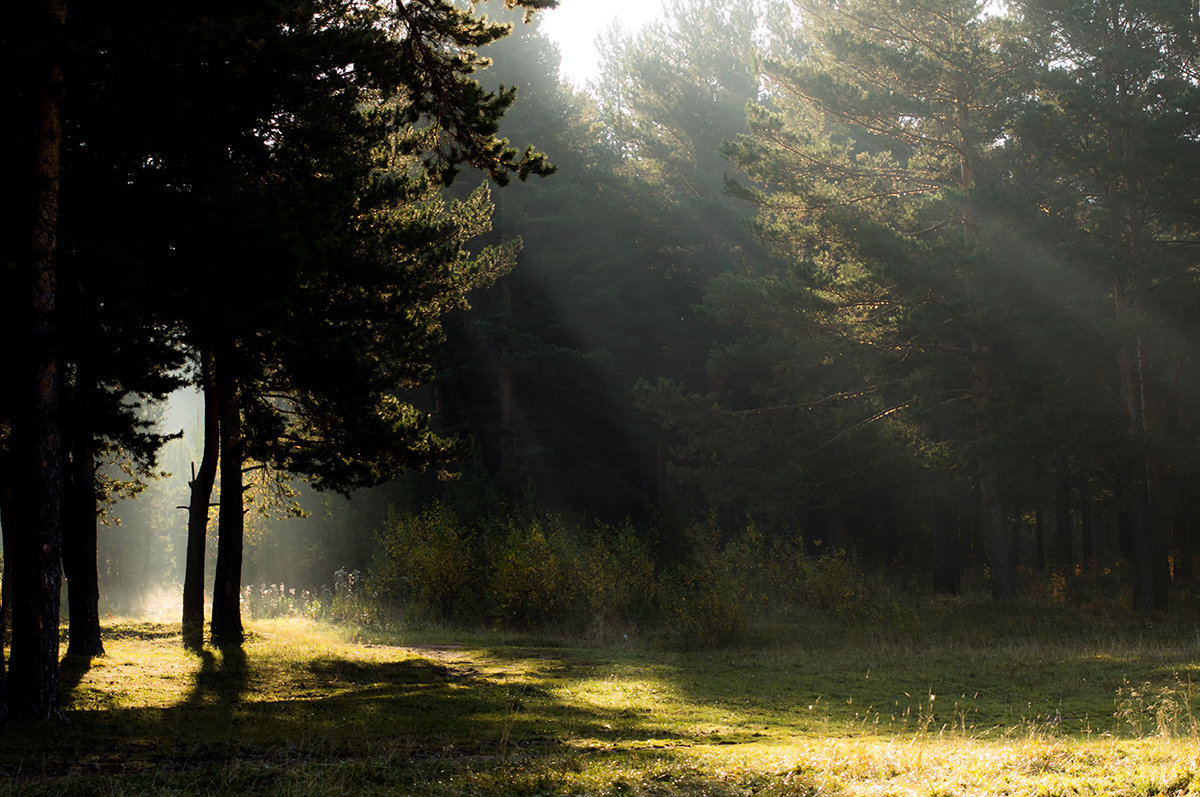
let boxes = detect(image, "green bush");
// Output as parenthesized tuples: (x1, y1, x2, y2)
(658, 520, 767, 649)
(367, 503, 475, 622)
(487, 515, 578, 629)
(575, 521, 657, 631)
(799, 546, 872, 620)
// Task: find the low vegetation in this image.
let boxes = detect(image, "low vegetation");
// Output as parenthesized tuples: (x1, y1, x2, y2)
(4, 599, 1199, 796)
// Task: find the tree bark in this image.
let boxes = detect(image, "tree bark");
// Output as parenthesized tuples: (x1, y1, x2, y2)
(1053, 450, 1073, 570)
(1034, 508, 1046, 573)
(0, 481, 12, 729)
(1078, 465, 1094, 562)
(210, 355, 244, 647)
(7, 0, 68, 725)
(183, 352, 220, 648)
(63, 419, 102, 658)
(972, 344, 1015, 602)
(930, 497, 961, 595)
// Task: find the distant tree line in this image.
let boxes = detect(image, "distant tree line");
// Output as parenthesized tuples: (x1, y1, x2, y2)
(400, 0, 1200, 623)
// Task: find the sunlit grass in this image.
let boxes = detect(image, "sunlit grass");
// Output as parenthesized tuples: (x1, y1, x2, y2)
(2, 609, 1199, 795)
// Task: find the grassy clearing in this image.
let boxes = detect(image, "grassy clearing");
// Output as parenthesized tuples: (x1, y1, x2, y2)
(2, 606, 1200, 795)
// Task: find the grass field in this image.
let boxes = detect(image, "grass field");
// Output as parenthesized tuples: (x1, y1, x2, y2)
(2, 604, 1199, 795)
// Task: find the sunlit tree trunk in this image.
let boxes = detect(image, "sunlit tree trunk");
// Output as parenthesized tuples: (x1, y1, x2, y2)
(210, 353, 244, 647)
(183, 351, 219, 648)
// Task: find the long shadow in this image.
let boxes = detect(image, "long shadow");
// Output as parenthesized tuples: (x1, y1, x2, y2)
(57, 650, 98, 702)
(59, 622, 181, 704)
(182, 644, 250, 708)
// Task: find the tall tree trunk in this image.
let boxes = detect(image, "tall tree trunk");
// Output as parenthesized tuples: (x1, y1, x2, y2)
(1078, 465, 1095, 562)
(8, 0, 68, 725)
(1175, 400, 1196, 583)
(930, 497, 962, 595)
(210, 356, 244, 647)
(183, 352, 220, 649)
(63, 419, 102, 658)
(0, 480, 12, 729)
(1, 473, 13, 641)
(1053, 450, 1073, 570)
(1034, 508, 1046, 573)
(498, 277, 514, 491)
(973, 344, 1015, 602)
(1115, 274, 1164, 616)
(1177, 512, 1196, 585)
(1147, 458, 1170, 612)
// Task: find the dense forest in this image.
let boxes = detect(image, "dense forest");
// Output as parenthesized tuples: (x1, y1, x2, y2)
(4, 0, 1200, 729)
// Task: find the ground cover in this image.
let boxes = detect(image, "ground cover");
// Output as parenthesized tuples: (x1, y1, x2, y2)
(1, 606, 1198, 795)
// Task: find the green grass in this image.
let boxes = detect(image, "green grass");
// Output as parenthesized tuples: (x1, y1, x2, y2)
(2, 604, 1200, 795)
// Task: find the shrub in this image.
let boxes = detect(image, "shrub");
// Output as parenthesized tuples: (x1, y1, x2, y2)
(487, 515, 578, 629)
(575, 521, 657, 631)
(658, 520, 767, 649)
(367, 503, 476, 622)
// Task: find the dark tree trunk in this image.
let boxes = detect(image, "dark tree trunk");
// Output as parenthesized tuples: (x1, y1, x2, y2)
(8, 0, 68, 725)
(880, 500, 900, 564)
(972, 344, 1014, 603)
(0, 477, 13, 640)
(183, 352, 220, 649)
(0, 480, 12, 729)
(1147, 461, 1170, 613)
(1034, 508, 1046, 573)
(63, 421, 102, 658)
(1130, 481, 1157, 617)
(1118, 505, 1134, 564)
(210, 357, 244, 647)
(1078, 466, 1095, 561)
(1053, 450, 1073, 569)
(1177, 512, 1196, 585)
(930, 498, 961, 595)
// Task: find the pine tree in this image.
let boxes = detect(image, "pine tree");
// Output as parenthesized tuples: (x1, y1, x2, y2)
(722, 0, 1058, 599)
(1010, 0, 1200, 614)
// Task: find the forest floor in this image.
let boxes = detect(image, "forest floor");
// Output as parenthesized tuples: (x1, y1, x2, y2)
(1, 605, 1199, 796)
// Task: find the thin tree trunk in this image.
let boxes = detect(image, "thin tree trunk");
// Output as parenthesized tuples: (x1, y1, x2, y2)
(183, 353, 220, 648)
(210, 356, 244, 647)
(1178, 512, 1196, 584)
(8, 0, 68, 725)
(1034, 508, 1046, 573)
(0, 481, 12, 729)
(1078, 465, 1095, 561)
(1115, 274, 1162, 616)
(0, 477, 13, 640)
(973, 344, 1014, 602)
(498, 277, 514, 489)
(1053, 450, 1073, 570)
(930, 497, 961, 595)
(64, 420, 102, 658)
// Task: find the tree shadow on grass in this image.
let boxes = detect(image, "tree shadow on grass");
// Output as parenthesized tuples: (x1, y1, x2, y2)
(181, 644, 249, 708)
(57, 651, 96, 702)
(30, 642, 697, 782)
(58, 622, 183, 710)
